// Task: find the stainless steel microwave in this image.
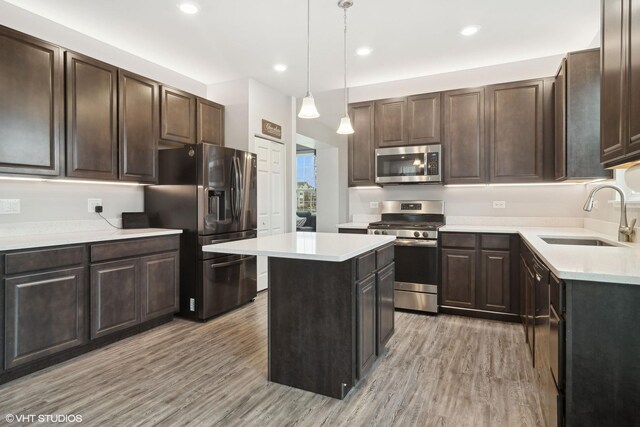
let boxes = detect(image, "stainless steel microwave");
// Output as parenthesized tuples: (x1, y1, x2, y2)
(375, 145, 442, 185)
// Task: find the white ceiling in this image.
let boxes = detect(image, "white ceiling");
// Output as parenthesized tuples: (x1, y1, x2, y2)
(4, 0, 600, 97)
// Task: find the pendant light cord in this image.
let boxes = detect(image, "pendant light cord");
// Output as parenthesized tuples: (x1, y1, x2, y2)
(343, 7, 348, 116)
(306, 0, 311, 96)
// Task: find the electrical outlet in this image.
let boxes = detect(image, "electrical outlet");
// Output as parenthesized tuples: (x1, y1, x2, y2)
(88, 198, 103, 213)
(0, 199, 20, 214)
(190, 298, 196, 312)
(370, 202, 379, 209)
(493, 201, 506, 209)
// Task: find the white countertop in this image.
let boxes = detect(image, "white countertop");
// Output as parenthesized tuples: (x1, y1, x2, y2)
(441, 225, 640, 285)
(0, 228, 183, 252)
(336, 222, 370, 230)
(202, 232, 396, 262)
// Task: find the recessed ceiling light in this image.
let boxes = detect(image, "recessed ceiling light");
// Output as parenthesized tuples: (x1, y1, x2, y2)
(178, 2, 199, 14)
(460, 25, 480, 36)
(273, 64, 288, 72)
(356, 47, 372, 56)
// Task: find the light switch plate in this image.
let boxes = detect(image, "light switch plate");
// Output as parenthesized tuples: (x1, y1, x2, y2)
(88, 198, 103, 213)
(370, 202, 379, 209)
(493, 201, 506, 209)
(0, 199, 20, 214)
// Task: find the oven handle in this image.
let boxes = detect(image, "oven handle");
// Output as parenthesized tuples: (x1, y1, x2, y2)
(210, 255, 255, 269)
(394, 239, 437, 247)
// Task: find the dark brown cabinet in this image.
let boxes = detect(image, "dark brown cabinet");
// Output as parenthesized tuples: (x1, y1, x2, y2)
(375, 97, 408, 147)
(0, 26, 63, 176)
(160, 86, 196, 145)
(357, 273, 377, 378)
(407, 93, 441, 145)
(441, 248, 476, 308)
(118, 70, 159, 183)
(479, 250, 510, 312)
(440, 232, 520, 321)
(376, 262, 395, 352)
(487, 79, 545, 182)
(348, 101, 376, 187)
(196, 97, 224, 146)
(90, 259, 140, 339)
(443, 88, 486, 184)
(601, 0, 640, 167)
(140, 252, 179, 321)
(65, 52, 118, 180)
(555, 50, 611, 180)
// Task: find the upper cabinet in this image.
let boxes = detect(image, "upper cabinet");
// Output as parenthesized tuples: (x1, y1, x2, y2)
(601, 0, 640, 167)
(197, 97, 224, 146)
(348, 101, 376, 187)
(487, 79, 545, 183)
(0, 26, 63, 176)
(556, 50, 612, 181)
(160, 86, 196, 145)
(375, 97, 408, 147)
(65, 52, 118, 180)
(118, 70, 159, 183)
(443, 88, 486, 184)
(407, 93, 441, 145)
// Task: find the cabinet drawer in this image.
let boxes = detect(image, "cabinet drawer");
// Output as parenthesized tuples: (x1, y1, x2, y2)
(91, 235, 179, 262)
(356, 251, 376, 280)
(376, 244, 395, 268)
(441, 233, 477, 249)
(5, 246, 85, 275)
(481, 234, 511, 250)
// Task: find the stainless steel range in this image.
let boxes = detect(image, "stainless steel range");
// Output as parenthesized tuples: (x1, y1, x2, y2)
(367, 200, 444, 313)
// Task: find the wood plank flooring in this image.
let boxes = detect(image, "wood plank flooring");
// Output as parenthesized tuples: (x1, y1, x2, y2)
(0, 292, 544, 426)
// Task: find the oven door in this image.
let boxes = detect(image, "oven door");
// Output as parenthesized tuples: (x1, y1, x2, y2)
(375, 145, 441, 184)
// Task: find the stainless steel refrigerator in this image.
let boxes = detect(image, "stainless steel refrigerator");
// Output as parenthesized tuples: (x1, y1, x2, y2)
(145, 144, 257, 321)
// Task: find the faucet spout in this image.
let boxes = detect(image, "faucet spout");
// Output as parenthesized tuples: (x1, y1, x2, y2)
(583, 184, 636, 242)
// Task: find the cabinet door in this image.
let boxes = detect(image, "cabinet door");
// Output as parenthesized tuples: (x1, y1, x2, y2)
(627, 0, 640, 159)
(520, 256, 528, 333)
(601, 0, 627, 164)
(90, 259, 140, 339)
(140, 252, 179, 321)
(118, 70, 159, 183)
(348, 101, 376, 187)
(160, 86, 196, 144)
(357, 274, 377, 379)
(0, 26, 62, 176)
(5, 267, 86, 368)
(524, 259, 536, 362)
(65, 52, 118, 180)
(375, 97, 408, 147)
(407, 93, 441, 145)
(555, 59, 567, 180)
(488, 80, 544, 182)
(377, 262, 395, 352)
(197, 97, 224, 146)
(441, 248, 476, 308)
(443, 88, 486, 184)
(479, 250, 511, 313)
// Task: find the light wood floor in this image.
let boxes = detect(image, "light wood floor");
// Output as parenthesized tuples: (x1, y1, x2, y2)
(0, 292, 544, 426)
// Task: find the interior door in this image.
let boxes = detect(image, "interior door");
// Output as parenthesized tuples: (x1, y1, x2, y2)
(255, 137, 286, 291)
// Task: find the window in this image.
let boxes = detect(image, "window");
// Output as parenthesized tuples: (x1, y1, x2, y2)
(296, 152, 317, 213)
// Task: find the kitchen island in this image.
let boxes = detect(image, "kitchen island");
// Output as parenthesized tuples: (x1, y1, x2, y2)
(202, 232, 396, 399)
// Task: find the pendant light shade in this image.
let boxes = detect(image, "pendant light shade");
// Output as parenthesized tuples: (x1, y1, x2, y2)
(298, 0, 320, 119)
(337, 1, 354, 134)
(337, 116, 355, 134)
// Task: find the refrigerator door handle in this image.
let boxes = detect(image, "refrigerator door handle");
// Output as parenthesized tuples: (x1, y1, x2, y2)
(235, 157, 244, 218)
(230, 158, 238, 220)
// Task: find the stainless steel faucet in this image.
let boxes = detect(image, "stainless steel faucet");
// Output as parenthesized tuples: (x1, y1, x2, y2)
(583, 184, 637, 242)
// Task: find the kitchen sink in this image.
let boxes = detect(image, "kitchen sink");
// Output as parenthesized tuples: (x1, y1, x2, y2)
(540, 237, 621, 247)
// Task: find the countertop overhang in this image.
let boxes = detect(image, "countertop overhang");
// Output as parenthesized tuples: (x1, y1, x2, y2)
(202, 232, 396, 262)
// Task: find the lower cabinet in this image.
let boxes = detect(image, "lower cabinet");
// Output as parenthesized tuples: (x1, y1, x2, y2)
(440, 232, 519, 320)
(4, 267, 87, 368)
(357, 274, 377, 378)
(377, 262, 395, 351)
(141, 253, 179, 321)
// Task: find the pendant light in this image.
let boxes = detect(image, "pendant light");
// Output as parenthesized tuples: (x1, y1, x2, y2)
(337, 0, 355, 134)
(298, 0, 320, 119)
